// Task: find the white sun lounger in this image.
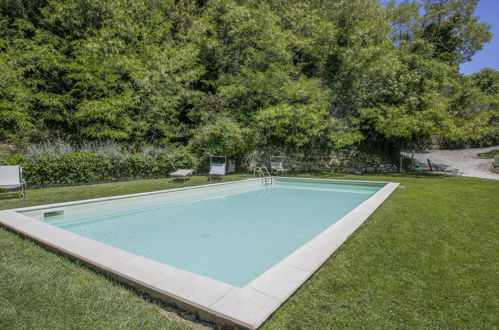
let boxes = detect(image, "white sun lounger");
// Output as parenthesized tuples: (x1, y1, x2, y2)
(270, 156, 289, 175)
(0, 165, 27, 199)
(169, 169, 193, 183)
(209, 163, 226, 181)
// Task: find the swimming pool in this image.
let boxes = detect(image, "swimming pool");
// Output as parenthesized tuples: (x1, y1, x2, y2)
(1, 177, 398, 328)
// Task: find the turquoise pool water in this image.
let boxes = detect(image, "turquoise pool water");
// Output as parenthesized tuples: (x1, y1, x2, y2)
(21, 178, 384, 287)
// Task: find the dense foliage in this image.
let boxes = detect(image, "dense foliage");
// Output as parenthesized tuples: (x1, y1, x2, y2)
(1, 0, 497, 157)
(0, 142, 196, 185)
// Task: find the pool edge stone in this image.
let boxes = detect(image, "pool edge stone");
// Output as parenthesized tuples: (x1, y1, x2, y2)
(0, 178, 399, 329)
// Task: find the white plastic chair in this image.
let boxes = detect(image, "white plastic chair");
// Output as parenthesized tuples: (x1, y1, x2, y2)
(0, 166, 26, 199)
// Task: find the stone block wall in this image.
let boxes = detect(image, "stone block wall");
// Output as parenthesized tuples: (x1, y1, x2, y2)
(244, 149, 399, 173)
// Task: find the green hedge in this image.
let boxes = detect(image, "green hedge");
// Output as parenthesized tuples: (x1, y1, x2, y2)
(0, 149, 197, 186)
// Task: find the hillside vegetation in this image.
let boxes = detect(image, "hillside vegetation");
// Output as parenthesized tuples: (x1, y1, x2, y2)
(1, 0, 498, 159)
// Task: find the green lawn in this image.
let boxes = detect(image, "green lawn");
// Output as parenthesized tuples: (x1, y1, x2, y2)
(479, 149, 499, 169)
(1, 174, 498, 329)
(479, 149, 499, 159)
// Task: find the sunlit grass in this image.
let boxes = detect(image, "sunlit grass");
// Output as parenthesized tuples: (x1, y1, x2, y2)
(1, 173, 497, 329)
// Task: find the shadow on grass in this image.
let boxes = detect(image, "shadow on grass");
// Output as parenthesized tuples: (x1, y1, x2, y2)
(0, 192, 24, 201)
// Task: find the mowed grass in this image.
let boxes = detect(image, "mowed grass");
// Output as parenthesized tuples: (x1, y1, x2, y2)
(264, 173, 499, 329)
(1, 173, 498, 329)
(479, 149, 499, 159)
(0, 175, 249, 330)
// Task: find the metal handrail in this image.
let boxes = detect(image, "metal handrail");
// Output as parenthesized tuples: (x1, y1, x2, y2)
(253, 166, 273, 184)
(261, 166, 271, 179)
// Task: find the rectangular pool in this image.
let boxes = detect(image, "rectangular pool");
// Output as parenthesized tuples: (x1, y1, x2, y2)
(1, 177, 398, 328)
(20, 178, 384, 287)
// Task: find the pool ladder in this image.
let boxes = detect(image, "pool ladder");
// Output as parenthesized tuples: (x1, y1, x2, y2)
(253, 166, 273, 185)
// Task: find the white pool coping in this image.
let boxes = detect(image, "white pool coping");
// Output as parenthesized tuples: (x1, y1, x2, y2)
(0, 177, 399, 329)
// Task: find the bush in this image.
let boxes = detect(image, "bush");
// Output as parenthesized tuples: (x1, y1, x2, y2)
(0, 146, 198, 186)
(189, 117, 253, 160)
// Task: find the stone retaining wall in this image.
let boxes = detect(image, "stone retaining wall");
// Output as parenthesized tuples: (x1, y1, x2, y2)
(244, 150, 399, 173)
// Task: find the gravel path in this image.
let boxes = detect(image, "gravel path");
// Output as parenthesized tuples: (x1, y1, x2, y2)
(401, 146, 499, 180)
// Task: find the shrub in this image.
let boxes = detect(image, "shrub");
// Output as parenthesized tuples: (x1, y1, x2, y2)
(0, 146, 198, 186)
(188, 116, 254, 168)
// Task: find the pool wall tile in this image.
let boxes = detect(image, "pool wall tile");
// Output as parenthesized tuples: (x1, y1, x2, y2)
(57, 235, 108, 255)
(0, 211, 33, 227)
(78, 244, 136, 269)
(281, 245, 332, 272)
(114, 256, 176, 286)
(1, 211, 79, 244)
(306, 233, 348, 252)
(154, 269, 233, 307)
(210, 287, 281, 329)
(249, 263, 311, 302)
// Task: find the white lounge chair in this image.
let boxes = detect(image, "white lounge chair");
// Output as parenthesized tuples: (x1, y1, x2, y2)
(0, 165, 26, 199)
(209, 155, 227, 181)
(169, 169, 193, 183)
(270, 156, 289, 175)
(209, 163, 226, 181)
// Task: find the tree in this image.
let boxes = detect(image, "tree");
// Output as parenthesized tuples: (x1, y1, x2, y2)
(472, 68, 499, 95)
(0, 54, 36, 141)
(0, 0, 496, 154)
(419, 0, 492, 64)
(188, 116, 252, 160)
